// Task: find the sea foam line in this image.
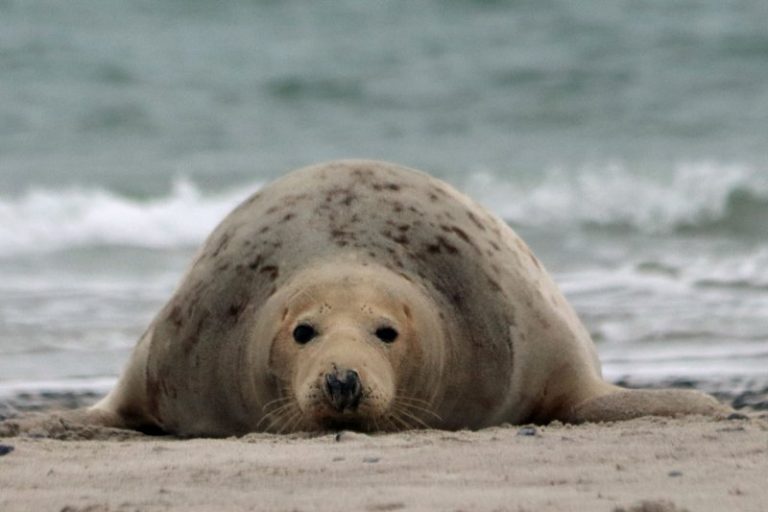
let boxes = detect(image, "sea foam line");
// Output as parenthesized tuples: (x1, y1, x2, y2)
(466, 160, 768, 234)
(2, 161, 767, 256)
(0, 178, 257, 257)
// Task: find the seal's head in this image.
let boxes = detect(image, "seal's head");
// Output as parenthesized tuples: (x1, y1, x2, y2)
(254, 261, 446, 432)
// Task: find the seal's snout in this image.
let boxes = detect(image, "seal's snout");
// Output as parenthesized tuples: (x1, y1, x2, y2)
(324, 368, 362, 412)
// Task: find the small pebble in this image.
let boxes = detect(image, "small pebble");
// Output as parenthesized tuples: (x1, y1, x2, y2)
(517, 426, 538, 437)
(0, 444, 14, 456)
(668, 470, 683, 477)
(334, 431, 367, 442)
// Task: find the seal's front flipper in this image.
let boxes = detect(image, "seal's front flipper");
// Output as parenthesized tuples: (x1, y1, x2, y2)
(0, 407, 132, 439)
(567, 387, 731, 424)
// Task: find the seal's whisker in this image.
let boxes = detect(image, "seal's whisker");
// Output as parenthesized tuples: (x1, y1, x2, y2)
(257, 404, 290, 430)
(258, 395, 300, 432)
(284, 410, 306, 434)
(384, 416, 400, 432)
(392, 404, 430, 429)
(388, 411, 413, 431)
(259, 403, 294, 425)
(276, 409, 302, 435)
(261, 396, 293, 412)
(394, 395, 442, 422)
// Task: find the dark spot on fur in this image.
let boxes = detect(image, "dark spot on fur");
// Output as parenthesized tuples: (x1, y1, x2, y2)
(398, 224, 410, 232)
(392, 202, 404, 213)
(428, 193, 439, 201)
(352, 168, 375, 179)
(467, 211, 486, 232)
(211, 233, 231, 258)
(259, 226, 270, 234)
(326, 186, 357, 206)
(228, 300, 246, 319)
(281, 213, 295, 223)
(266, 205, 279, 215)
(435, 236, 458, 254)
(450, 226, 471, 244)
(248, 254, 263, 270)
(169, 305, 184, 329)
(260, 265, 279, 281)
(381, 229, 409, 246)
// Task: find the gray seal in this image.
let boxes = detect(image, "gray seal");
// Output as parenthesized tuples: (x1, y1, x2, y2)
(0, 160, 728, 437)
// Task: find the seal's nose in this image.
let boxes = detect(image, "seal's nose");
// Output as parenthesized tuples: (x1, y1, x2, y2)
(324, 368, 362, 412)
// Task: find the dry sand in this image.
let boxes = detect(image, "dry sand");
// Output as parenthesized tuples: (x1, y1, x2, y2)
(1, 414, 766, 512)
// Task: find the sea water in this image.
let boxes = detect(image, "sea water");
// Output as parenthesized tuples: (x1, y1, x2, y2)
(1, 0, 767, 401)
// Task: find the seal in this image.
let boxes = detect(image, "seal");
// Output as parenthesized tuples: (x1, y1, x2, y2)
(0, 160, 728, 437)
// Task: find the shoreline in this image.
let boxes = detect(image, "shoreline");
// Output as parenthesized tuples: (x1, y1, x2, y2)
(2, 379, 766, 422)
(1, 415, 766, 512)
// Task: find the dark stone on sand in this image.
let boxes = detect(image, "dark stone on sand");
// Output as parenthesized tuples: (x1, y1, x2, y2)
(732, 391, 768, 411)
(0, 444, 14, 456)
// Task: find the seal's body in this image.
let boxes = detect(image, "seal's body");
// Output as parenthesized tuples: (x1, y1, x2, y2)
(1, 161, 727, 437)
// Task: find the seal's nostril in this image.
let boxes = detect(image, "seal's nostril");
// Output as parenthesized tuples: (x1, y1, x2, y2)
(324, 368, 363, 412)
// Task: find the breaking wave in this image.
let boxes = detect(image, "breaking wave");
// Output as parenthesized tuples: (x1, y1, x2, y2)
(468, 161, 768, 234)
(2, 161, 767, 256)
(0, 178, 257, 257)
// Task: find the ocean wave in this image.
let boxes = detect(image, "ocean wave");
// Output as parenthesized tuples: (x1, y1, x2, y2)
(2, 161, 767, 256)
(467, 161, 768, 234)
(635, 248, 768, 291)
(0, 178, 256, 257)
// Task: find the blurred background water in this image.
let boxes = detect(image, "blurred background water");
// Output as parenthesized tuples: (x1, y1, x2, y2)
(1, 0, 767, 406)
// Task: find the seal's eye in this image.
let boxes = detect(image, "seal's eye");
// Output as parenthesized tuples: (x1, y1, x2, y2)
(375, 326, 399, 343)
(292, 324, 317, 344)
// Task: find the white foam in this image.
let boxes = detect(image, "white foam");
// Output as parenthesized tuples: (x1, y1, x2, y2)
(0, 178, 257, 257)
(2, 161, 767, 257)
(0, 377, 117, 399)
(466, 161, 768, 233)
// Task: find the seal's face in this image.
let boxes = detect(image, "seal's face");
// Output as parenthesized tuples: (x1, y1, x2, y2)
(259, 264, 446, 432)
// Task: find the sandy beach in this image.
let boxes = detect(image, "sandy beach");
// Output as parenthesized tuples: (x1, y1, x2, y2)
(1, 413, 766, 512)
